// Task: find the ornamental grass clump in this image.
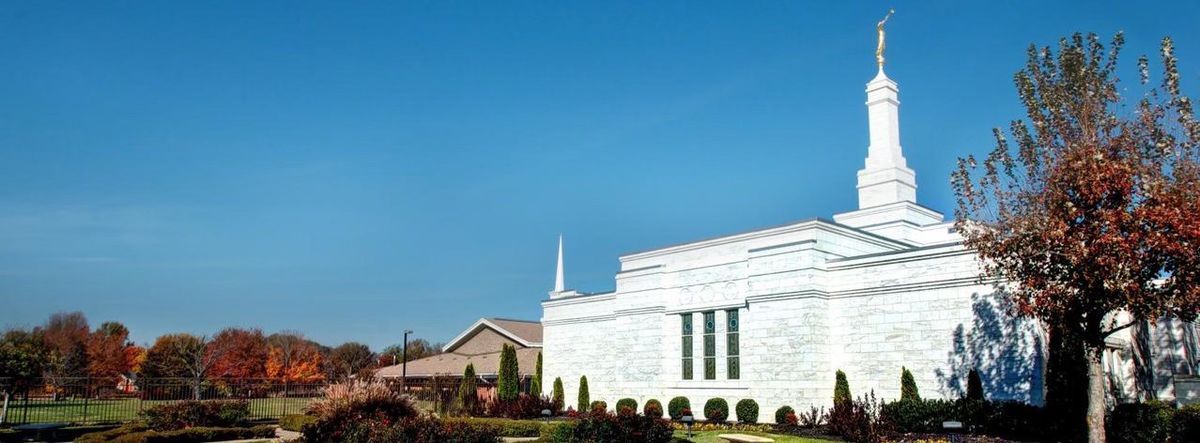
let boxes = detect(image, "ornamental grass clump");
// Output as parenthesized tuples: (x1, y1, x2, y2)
(303, 381, 419, 443)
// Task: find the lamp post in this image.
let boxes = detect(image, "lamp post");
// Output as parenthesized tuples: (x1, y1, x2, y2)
(401, 330, 413, 392)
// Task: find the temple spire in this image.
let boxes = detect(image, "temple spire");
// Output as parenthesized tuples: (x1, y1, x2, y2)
(857, 11, 916, 209)
(553, 234, 564, 292)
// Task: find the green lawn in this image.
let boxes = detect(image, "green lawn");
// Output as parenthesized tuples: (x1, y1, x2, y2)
(672, 430, 836, 443)
(2, 397, 314, 425)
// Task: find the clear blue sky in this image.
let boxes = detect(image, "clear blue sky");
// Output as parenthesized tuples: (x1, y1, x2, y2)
(2, 1, 1198, 350)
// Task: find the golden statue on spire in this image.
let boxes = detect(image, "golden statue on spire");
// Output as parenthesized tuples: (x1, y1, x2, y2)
(876, 9, 894, 68)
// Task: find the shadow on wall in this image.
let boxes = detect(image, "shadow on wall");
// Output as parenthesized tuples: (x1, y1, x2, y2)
(935, 291, 1045, 404)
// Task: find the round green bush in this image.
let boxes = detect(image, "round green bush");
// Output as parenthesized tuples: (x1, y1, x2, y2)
(735, 399, 759, 424)
(590, 400, 608, 411)
(774, 405, 795, 424)
(668, 397, 691, 420)
(703, 398, 729, 423)
(616, 398, 638, 413)
(644, 399, 663, 418)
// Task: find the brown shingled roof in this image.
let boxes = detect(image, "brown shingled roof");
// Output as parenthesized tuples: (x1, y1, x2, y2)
(486, 318, 542, 344)
(376, 347, 540, 378)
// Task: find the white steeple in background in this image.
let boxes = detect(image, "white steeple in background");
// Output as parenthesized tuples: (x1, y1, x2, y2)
(857, 67, 917, 209)
(554, 234, 565, 292)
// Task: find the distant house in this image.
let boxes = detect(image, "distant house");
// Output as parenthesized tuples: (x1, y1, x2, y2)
(376, 318, 542, 401)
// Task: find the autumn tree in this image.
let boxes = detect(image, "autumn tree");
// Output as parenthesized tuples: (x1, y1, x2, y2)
(86, 322, 137, 384)
(208, 327, 270, 379)
(328, 342, 375, 381)
(37, 311, 90, 399)
(266, 332, 324, 382)
(138, 333, 229, 400)
(952, 33, 1200, 442)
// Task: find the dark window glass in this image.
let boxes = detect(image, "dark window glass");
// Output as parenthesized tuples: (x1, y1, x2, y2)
(682, 314, 693, 380)
(726, 309, 740, 380)
(703, 311, 716, 379)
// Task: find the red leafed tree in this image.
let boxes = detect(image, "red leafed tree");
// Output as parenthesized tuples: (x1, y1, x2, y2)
(86, 321, 137, 384)
(207, 327, 270, 379)
(952, 33, 1200, 442)
(265, 332, 324, 383)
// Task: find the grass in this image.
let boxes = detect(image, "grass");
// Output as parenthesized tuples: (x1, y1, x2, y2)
(672, 429, 836, 443)
(2, 397, 314, 425)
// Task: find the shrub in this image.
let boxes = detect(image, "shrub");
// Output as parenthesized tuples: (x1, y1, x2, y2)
(703, 398, 729, 423)
(590, 400, 607, 411)
(531, 351, 543, 396)
(496, 344, 519, 402)
(78, 425, 275, 443)
(616, 398, 638, 414)
(444, 417, 545, 437)
(484, 393, 555, 419)
(302, 381, 419, 443)
(551, 407, 673, 443)
(1173, 403, 1200, 442)
(735, 399, 759, 424)
(137, 400, 250, 431)
(797, 406, 826, 427)
(900, 366, 920, 401)
(551, 377, 565, 412)
(966, 368, 984, 400)
(830, 391, 892, 443)
(279, 414, 318, 432)
(577, 376, 590, 412)
(668, 397, 690, 420)
(834, 370, 851, 405)
(540, 421, 576, 442)
(881, 398, 954, 433)
(1107, 400, 1174, 443)
(323, 416, 500, 443)
(774, 405, 794, 424)
(644, 399, 663, 418)
(458, 363, 480, 415)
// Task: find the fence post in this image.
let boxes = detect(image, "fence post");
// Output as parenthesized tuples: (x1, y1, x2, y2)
(82, 378, 90, 424)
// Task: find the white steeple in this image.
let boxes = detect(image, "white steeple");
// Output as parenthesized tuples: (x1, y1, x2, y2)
(857, 67, 917, 208)
(553, 234, 565, 292)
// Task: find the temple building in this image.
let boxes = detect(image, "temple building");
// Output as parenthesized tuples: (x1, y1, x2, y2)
(538, 56, 1200, 419)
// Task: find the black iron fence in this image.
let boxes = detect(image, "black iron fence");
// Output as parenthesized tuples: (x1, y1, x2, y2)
(0, 377, 327, 426)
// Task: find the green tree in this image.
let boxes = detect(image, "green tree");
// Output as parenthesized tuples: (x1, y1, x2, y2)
(900, 366, 920, 401)
(951, 32, 1200, 442)
(328, 342, 374, 381)
(833, 370, 851, 405)
(530, 351, 543, 396)
(458, 363, 478, 415)
(496, 344, 519, 402)
(577, 375, 589, 412)
(551, 377, 564, 412)
(967, 369, 984, 401)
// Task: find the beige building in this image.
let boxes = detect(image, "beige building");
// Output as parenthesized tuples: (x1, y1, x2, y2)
(376, 318, 542, 399)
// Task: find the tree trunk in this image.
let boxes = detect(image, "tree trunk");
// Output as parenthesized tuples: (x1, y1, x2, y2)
(1085, 345, 1107, 443)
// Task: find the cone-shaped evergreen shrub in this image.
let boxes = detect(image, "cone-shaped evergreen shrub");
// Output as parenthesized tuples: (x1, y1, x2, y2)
(735, 399, 759, 423)
(577, 375, 590, 412)
(900, 366, 920, 401)
(458, 363, 478, 414)
(644, 399, 663, 417)
(703, 398, 729, 423)
(668, 397, 690, 420)
(834, 370, 852, 405)
(551, 377, 565, 412)
(967, 369, 984, 400)
(531, 352, 543, 396)
(496, 344, 519, 402)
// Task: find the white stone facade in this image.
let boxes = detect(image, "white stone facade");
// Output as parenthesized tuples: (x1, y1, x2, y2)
(540, 67, 1199, 421)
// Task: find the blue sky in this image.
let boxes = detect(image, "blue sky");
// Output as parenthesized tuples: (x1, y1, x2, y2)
(2, 1, 1198, 350)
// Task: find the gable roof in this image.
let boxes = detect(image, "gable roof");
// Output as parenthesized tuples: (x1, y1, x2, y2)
(442, 317, 542, 353)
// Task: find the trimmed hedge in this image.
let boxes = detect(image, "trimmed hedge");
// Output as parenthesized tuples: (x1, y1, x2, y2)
(137, 400, 250, 431)
(668, 397, 690, 420)
(703, 398, 729, 423)
(544, 408, 672, 443)
(444, 418, 545, 438)
(644, 399, 663, 418)
(735, 399, 759, 424)
(590, 400, 608, 411)
(77, 425, 275, 443)
(279, 414, 317, 432)
(774, 405, 795, 425)
(616, 398, 638, 413)
(1107, 401, 1175, 443)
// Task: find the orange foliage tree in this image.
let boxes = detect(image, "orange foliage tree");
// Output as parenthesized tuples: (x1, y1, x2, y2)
(207, 327, 270, 379)
(265, 332, 324, 383)
(86, 321, 138, 384)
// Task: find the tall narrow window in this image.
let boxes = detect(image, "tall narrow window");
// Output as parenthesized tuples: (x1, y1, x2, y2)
(726, 309, 740, 379)
(703, 311, 716, 380)
(681, 314, 693, 380)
